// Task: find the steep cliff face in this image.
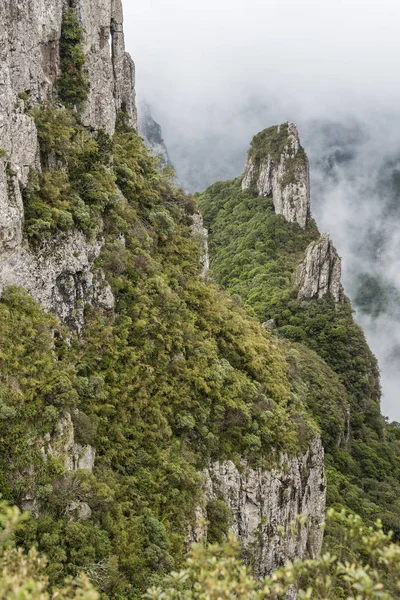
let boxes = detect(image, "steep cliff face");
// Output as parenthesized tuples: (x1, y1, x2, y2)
(199, 122, 390, 555)
(297, 234, 344, 303)
(242, 122, 310, 229)
(0, 0, 136, 327)
(21, 411, 95, 518)
(240, 122, 344, 304)
(0, 0, 136, 138)
(190, 438, 326, 577)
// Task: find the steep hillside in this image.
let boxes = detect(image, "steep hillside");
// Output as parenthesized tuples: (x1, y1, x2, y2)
(2, 1, 400, 598)
(0, 2, 330, 597)
(198, 123, 400, 536)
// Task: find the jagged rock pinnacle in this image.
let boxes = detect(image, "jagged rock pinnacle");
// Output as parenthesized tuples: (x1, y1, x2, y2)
(242, 122, 311, 229)
(296, 233, 344, 303)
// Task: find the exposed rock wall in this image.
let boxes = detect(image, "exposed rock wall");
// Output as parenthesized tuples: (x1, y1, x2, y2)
(0, 227, 114, 331)
(0, 0, 136, 142)
(42, 412, 96, 473)
(242, 122, 310, 229)
(297, 234, 344, 303)
(21, 411, 96, 518)
(0, 0, 136, 325)
(190, 438, 326, 577)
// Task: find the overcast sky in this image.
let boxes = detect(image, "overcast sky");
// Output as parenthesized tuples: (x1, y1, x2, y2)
(123, 0, 400, 118)
(122, 0, 400, 421)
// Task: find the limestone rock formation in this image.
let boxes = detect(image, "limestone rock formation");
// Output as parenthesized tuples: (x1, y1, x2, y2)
(189, 437, 326, 577)
(297, 234, 344, 303)
(0, 0, 136, 141)
(242, 122, 310, 229)
(0, 229, 114, 331)
(0, 0, 137, 325)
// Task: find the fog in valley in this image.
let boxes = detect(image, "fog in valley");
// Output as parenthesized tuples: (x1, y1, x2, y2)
(122, 0, 400, 420)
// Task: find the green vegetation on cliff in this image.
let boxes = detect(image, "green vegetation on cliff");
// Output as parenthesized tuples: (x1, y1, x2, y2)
(2, 9, 400, 599)
(23, 104, 116, 242)
(197, 175, 400, 537)
(57, 8, 90, 108)
(148, 510, 400, 600)
(0, 109, 315, 596)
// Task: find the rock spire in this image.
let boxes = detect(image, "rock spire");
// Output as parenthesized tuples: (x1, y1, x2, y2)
(242, 122, 310, 229)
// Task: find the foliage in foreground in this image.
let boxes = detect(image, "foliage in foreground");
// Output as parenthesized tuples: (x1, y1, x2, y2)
(0, 502, 97, 600)
(146, 510, 400, 600)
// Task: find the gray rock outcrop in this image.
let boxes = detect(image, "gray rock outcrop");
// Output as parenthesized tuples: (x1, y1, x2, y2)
(0, 0, 136, 142)
(242, 122, 310, 229)
(66, 501, 92, 522)
(20, 412, 96, 517)
(189, 437, 326, 577)
(297, 234, 344, 303)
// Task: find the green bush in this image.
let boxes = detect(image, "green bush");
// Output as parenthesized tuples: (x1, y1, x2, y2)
(57, 9, 90, 108)
(146, 510, 400, 599)
(23, 105, 116, 243)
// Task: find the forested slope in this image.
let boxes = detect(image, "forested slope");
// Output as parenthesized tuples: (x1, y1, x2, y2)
(198, 127, 400, 537)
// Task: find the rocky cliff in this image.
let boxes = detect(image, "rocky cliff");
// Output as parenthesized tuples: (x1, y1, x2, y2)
(0, 0, 136, 328)
(191, 211, 210, 277)
(297, 234, 344, 303)
(242, 122, 310, 229)
(190, 438, 326, 577)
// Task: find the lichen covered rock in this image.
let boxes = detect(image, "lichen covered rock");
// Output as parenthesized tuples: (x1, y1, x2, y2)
(242, 122, 310, 229)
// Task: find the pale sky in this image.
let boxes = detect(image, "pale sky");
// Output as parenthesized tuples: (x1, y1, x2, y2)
(123, 0, 400, 118)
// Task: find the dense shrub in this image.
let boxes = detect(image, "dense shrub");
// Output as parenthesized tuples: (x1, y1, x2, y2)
(147, 510, 400, 599)
(57, 9, 90, 108)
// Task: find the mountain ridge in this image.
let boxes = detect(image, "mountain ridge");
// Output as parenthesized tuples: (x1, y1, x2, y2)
(0, 1, 399, 597)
